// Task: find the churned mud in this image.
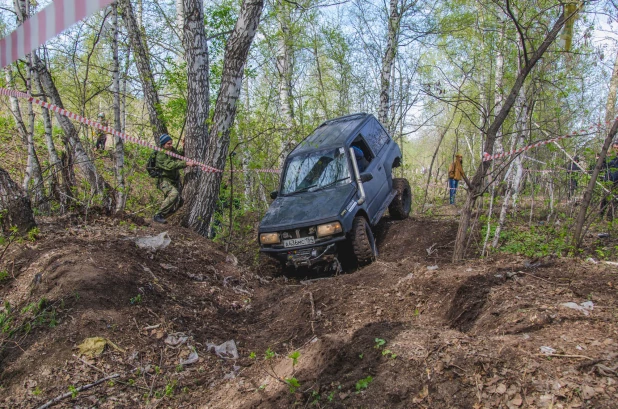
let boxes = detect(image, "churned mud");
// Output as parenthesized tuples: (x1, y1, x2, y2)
(0, 213, 616, 408)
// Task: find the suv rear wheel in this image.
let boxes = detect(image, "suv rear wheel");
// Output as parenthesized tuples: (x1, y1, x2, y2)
(351, 217, 377, 265)
(389, 178, 411, 219)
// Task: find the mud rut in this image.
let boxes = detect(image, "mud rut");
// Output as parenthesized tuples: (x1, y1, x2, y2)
(0, 214, 617, 409)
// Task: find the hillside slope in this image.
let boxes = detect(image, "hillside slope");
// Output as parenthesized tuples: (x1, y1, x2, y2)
(0, 214, 616, 408)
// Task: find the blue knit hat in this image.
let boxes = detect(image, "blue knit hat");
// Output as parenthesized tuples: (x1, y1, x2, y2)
(159, 134, 172, 146)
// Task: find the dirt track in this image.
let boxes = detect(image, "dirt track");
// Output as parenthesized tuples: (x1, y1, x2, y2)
(0, 213, 617, 408)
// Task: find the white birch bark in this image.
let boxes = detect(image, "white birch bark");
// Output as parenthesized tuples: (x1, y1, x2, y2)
(112, 3, 126, 212)
(378, 0, 401, 133)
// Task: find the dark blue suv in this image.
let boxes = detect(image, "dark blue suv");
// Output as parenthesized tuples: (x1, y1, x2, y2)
(258, 113, 411, 272)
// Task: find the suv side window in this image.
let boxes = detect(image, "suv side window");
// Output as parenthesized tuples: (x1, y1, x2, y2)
(362, 120, 390, 155)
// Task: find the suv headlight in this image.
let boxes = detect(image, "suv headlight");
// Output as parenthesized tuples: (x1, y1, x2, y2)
(317, 222, 342, 238)
(259, 232, 280, 245)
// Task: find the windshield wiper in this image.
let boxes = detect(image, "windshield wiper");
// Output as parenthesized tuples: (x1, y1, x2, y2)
(286, 184, 317, 195)
(315, 177, 350, 191)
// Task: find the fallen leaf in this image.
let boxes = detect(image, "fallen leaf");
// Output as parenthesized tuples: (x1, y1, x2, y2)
(496, 383, 507, 394)
(508, 394, 522, 406)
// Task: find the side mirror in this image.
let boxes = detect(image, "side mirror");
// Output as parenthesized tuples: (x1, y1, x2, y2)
(360, 173, 373, 183)
(270, 191, 278, 200)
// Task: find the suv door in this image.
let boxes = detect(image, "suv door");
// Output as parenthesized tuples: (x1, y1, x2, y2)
(360, 121, 391, 219)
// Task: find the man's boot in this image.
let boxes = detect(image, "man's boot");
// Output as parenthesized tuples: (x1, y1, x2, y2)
(153, 214, 167, 224)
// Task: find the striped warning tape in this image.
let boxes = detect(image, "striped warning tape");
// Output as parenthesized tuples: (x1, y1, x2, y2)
(0, 87, 281, 174)
(0, 0, 114, 69)
(482, 116, 618, 162)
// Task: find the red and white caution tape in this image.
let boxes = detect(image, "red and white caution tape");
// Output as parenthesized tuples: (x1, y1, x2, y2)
(0, 87, 280, 174)
(482, 116, 618, 162)
(0, 0, 114, 69)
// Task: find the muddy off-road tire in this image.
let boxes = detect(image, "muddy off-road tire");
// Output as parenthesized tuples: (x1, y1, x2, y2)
(351, 217, 377, 266)
(389, 178, 411, 220)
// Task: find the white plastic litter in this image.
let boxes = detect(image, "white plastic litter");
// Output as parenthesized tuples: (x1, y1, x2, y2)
(180, 347, 199, 365)
(426, 265, 439, 271)
(561, 301, 594, 316)
(164, 333, 188, 347)
(135, 231, 171, 252)
(207, 340, 239, 360)
(540, 346, 556, 354)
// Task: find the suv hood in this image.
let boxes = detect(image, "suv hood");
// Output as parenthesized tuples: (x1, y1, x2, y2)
(260, 184, 356, 231)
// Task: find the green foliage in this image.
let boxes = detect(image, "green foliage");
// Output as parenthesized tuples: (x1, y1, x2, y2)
(355, 376, 373, 391)
(284, 377, 300, 393)
(288, 351, 300, 366)
(130, 294, 142, 305)
(264, 347, 275, 360)
(68, 385, 78, 398)
(249, 351, 256, 359)
(499, 225, 572, 258)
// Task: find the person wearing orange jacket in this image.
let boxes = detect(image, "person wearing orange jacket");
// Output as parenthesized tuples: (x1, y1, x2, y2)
(448, 153, 465, 205)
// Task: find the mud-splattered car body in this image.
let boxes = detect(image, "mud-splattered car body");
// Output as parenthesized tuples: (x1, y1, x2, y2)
(258, 113, 410, 271)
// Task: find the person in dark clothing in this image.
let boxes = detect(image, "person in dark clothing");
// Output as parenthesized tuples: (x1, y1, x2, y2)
(566, 155, 582, 200)
(94, 113, 109, 151)
(153, 134, 196, 224)
(352, 145, 369, 172)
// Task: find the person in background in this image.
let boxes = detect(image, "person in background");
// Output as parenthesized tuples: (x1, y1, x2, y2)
(153, 134, 196, 224)
(94, 112, 109, 151)
(566, 155, 582, 200)
(448, 153, 465, 205)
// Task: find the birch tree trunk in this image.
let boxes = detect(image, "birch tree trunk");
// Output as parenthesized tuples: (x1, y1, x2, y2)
(8, 0, 45, 209)
(453, 9, 568, 261)
(276, 7, 296, 166)
(0, 167, 36, 235)
(32, 52, 64, 207)
(184, 0, 265, 235)
(179, 0, 210, 212)
(118, 0, 168, 142)
(112, 2, 126, 212)
(378, 0, 401, 133)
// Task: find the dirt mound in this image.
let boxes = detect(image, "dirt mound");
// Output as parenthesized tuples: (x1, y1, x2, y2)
(1, 213, 617, 408)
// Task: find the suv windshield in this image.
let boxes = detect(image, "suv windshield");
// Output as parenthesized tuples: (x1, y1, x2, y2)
(281, 148, 351, 195)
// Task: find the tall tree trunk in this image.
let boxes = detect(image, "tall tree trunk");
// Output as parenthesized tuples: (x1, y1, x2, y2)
(24, 54, 46, 210)
(184, 0, 265, 235)
(378, 0, 401, 132)
(8, 0, 45, 209)
(0, 167, 36, 235)
(112, 2, 126, 212)
(118, 0, 168, 142)
(276, 7, 295, 166)
(179, 0, 210, 213)
(453, 8, 568, 261)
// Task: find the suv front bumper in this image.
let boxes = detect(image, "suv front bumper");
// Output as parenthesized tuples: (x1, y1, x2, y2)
(260, 236, 346, 268)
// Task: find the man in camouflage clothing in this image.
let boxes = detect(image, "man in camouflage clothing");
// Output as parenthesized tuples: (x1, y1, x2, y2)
(95, 112, 109, 151)
(153, 134, 196, 224)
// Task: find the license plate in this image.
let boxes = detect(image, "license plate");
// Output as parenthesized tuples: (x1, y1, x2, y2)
(283, 236, 315, 248)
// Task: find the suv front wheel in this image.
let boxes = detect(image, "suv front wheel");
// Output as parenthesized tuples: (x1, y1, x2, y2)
(389, 178, 411, 219)
(351, 217, 377, 266)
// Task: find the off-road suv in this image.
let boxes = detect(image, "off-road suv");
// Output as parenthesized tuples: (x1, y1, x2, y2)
(258, 113, 411, 272)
